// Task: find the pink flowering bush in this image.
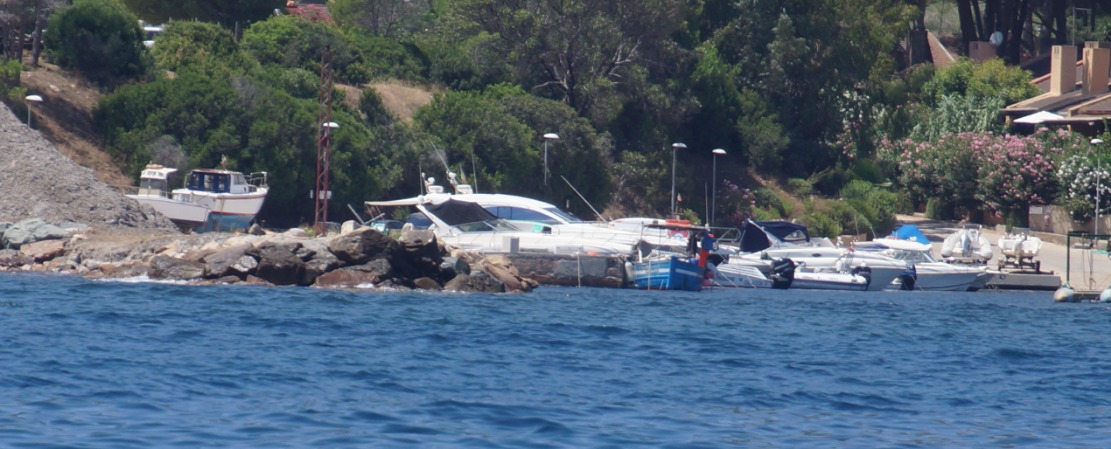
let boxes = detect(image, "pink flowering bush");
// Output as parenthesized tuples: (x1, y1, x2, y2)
(971, 134, 1059, 218)
(883, 132, 1061, 224)
(893, 133, 980, 208)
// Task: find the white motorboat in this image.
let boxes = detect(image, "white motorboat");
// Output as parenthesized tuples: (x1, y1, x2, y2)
(365, 191, 632, 255)
(939, 225, 994, 263)
(711, 256, 871, 290)
(855, 238, 992, 291)
(127, 164, 268, 232)
(735, 220, 906, 291)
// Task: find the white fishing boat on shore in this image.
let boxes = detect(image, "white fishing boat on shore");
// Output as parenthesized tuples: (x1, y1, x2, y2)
(127, 164, 268, 233)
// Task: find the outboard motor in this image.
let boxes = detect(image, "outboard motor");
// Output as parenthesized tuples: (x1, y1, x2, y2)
(769, 258, 797, 289)
(897, 265, 917, 291)
(851, 263, 873, 290)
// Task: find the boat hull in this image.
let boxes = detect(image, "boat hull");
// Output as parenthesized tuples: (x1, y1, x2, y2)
(128, 190, 266, 233)
(632, 256, 704, 291)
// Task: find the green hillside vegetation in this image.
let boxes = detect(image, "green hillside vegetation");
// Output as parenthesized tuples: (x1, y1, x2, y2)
(5, 0, 1111, 235)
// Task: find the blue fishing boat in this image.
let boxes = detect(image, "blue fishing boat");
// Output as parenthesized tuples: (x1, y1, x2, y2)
(630, 256, 704, 291)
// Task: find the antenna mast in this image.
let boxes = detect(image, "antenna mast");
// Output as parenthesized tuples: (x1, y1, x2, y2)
(313, 47, 335, 235)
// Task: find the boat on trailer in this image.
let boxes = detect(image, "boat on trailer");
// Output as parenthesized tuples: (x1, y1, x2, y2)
(127, 164, 269, 233)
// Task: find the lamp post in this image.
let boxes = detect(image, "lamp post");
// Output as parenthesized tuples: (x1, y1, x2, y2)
(1094, 138, 1105, 237)
(25, 95, 42, 127)
(543, 133, 559, 186)
(671, 142, 686, 218)
(711, 148, 726, 226)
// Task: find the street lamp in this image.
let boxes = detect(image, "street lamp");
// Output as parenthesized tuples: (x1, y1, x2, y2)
(1094, 138, 1105, 237)
(25, 95, 42, 127)
(543, 133, 559, 186)
(671, 142, 687, 217)
(711, 148, 726, 226)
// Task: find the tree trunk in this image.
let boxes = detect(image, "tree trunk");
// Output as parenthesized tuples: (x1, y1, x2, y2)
(957, 0, 978, 52)
(31, 11, 44, 66)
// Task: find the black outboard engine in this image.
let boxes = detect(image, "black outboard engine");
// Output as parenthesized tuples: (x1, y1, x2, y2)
(851, 264, 873, 290)
(897, 265, 917, 291)
(769, 258, 797, 289)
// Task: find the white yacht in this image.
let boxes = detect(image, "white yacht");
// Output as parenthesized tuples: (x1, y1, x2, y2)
(365, 184, 632, 255)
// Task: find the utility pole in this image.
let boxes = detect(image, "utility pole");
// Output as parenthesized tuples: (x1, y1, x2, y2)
(314, 47, 335, 236)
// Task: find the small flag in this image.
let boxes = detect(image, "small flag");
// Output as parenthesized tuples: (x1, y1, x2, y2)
(677, 193, 683, 203)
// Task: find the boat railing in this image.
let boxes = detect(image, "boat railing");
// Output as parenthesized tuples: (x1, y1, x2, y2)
(247, 171, 269, 188)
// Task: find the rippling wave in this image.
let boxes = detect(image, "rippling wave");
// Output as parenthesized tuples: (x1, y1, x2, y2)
(2, 272, 1111, 447)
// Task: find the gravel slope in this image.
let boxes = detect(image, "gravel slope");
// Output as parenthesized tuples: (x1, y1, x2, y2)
(0, 105, 176, 231)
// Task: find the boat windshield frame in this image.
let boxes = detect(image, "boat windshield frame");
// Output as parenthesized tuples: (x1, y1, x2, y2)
(544, 207, 583, 223)
(454, 219, 522, 233)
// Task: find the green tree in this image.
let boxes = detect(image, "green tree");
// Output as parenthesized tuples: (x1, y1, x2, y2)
(331, 0, 427, 37)
(448, 0, 685, 123)
(150, 21, 247, 74)
(241, 14, 368, 84)
(43, 0, 148, 87)
(413, 89, 536, 194)
(121, 0, 282, 26)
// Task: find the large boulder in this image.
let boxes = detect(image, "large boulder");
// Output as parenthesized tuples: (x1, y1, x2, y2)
(464, 270, 505, 293)
(250, 242, 306, 286)
(19, 239, 66, 263)
(202, 243, 254, 278)
(148, 254, 206, 280)
(390, 229, 444, 280)
(2, 218, 69, 248)
(326, 227, 396, 265)
(313, 259, 394, 288)
(297, 239, 341, 285)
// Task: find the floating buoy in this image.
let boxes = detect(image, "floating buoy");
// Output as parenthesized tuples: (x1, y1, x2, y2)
(1053, 285, 1076, 303)
(1100, 288, 1111, 303)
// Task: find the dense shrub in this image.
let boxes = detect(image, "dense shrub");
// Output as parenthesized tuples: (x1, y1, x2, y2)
(44, 0, 148, 87)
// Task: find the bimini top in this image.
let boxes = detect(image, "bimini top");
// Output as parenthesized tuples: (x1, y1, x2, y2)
(423, 199, 499, 227)
(740, 220, 811, 252)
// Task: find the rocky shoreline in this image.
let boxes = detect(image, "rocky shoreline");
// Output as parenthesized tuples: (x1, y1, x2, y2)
(0, 103, 538, 293)
(1, 219, 539, 293)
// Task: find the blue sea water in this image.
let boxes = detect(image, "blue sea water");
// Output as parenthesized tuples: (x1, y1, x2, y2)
(2, 272, 1111, 448)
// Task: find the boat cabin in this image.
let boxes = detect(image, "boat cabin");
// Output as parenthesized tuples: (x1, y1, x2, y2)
(137, 165, 178, 197)
(185, 169, 265, 194)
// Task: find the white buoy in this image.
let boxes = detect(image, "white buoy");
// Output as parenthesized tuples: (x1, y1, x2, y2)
(1053, 285, 1076, 302)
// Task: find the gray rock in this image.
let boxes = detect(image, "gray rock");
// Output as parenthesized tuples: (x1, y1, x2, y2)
(313, 259, 395, 288)
(3, 218, 69, 248)
(326, 227, 396, 265)
(0, 249, 32, 268)
(251, 242, 306, 286)
(443, 274, 471, 292)
(148, 255, 206, 280)
(231, 255, 258, 274)
(467, 270, 505, 293)
(202, 243, 253, 278)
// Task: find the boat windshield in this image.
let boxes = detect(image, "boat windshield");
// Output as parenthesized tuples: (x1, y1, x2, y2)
(455, 219, 522, 233)
(870, 248, 936, 263)
(544, 207, 583, 223)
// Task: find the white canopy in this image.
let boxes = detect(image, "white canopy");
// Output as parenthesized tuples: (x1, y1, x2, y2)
(1014, 111, 1063, 124)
